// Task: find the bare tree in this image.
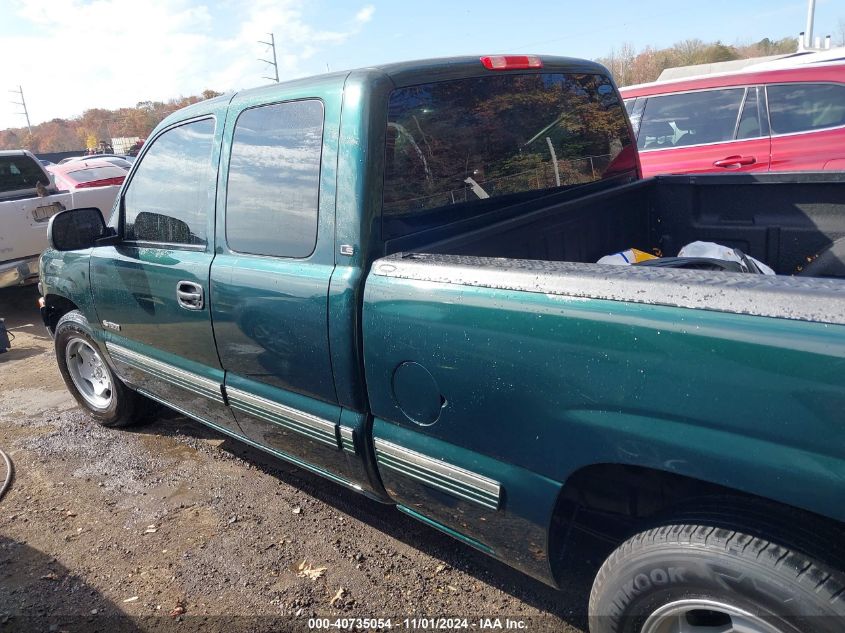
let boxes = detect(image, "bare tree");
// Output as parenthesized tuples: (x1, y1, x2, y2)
(597, 42, 637, 86)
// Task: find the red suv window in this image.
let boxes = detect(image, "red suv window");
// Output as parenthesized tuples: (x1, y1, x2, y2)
(637, 89, 744, 151)
(767, 83, 845, 134)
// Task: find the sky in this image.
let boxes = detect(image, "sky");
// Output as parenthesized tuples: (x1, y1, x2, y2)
(0, 0, 842, 131)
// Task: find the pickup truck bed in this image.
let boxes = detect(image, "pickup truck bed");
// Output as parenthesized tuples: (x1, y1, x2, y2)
(396, 172, 845, 279)
(363, 172, 845, 582)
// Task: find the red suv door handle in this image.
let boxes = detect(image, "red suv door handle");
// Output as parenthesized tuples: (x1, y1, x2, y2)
(713, 155, 756, 167)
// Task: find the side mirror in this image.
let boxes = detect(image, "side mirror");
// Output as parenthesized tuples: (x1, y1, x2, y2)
(47, 207, 106, 251)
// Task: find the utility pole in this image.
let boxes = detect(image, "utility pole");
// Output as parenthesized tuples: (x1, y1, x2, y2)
(258, 33, 279, 83)
(9, 85, 32, 135)
(804, 0, 816, 49)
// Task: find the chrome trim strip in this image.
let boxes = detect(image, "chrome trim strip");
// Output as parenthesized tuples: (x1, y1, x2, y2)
(135, 388, 360, 492)
(106, 343, 223, 403)
(639, 120, 845, 153)
(230, 399, 337, 448)
(374, 438, 500, 510)
(226, 387, 339, 448)
(121, 240, 207, 252)
(769, 122, 845, 139)
(377, 453, 498, 508)
(638, 134, 768, 154)
(339, 425, 355, 453)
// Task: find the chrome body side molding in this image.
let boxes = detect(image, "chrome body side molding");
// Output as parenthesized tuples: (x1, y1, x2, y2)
(106, 343, 223, 403)
(226, 387, 339, 448)
(136, 388, 360, 492)
(374, 438, 501, 510)
(339, 425, 355, 453)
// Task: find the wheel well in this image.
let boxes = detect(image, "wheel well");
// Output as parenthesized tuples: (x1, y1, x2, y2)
(548, 463, 844, 586)
(43, 295, 79, 335)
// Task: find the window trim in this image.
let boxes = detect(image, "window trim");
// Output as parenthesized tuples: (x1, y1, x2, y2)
(763, 81, 845, 138)
(119, 240, 207, 252)
(119, 114, 216, 250)
(732, 87, 751, 140)
(223, 97, 325, 261)
(626, 97, 646, 138)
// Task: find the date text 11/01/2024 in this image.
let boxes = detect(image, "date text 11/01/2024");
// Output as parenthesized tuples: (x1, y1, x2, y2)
(307, 618, 528, 630)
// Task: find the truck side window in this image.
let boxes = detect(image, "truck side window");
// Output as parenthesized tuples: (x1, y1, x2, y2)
(0, 155, 49, 193)
(225, 100, 323, 258)
(637, 88, 744, 150)
(767, 83, 845, 135)
(123, 118, 215, 246)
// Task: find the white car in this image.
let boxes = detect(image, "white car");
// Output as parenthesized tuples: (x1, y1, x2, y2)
(0, 152, 120, 288)
(59, 154, 133, 170)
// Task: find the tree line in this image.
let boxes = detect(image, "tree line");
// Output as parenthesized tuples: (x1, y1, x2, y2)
(596, 36, 800, 88)
(0, 90, 222, 154)
(0, 31, 831, 153)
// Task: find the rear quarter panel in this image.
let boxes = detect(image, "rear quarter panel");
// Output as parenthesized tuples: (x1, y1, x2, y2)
(771, 127, 845, 172)
(363, 267, 845, 533)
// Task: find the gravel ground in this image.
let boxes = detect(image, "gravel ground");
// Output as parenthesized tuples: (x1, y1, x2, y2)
(0, 285, 599, 633)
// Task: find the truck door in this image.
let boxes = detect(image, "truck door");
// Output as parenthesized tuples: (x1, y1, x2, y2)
(210, 90, 360, 487)
(90, 114, 240, 435)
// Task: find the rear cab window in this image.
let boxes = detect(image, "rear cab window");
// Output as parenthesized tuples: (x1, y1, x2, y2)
(382, 72, 633, 238)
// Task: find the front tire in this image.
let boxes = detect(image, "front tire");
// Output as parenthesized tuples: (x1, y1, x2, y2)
(55, 311, 140, 427)
(589, 522, 845, 633)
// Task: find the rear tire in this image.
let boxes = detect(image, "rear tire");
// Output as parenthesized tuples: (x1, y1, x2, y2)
(589, 522, 845, 633)
(55, 310, 140, 427)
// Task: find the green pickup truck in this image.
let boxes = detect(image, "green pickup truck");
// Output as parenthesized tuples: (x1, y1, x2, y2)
(39, 55, 845, 633)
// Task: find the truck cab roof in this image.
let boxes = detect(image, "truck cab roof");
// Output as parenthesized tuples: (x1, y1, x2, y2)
(153, 55, 614, 132)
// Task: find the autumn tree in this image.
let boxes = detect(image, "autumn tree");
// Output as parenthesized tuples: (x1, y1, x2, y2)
(598, 35, 799, 87)
(0, 88, 222, 153)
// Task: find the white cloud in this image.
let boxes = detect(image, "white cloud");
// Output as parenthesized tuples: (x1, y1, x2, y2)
(0, 0, 375, 132)
(356, 5, 376, 24)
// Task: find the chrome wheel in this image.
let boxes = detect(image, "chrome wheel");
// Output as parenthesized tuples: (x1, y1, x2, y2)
(65, 337, 113, 409)
(641, 599, 785, 633)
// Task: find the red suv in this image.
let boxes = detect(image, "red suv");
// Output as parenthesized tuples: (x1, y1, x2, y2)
(620, 63, 845, 177)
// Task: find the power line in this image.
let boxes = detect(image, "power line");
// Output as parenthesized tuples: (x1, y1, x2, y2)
(258, 32, 279, 83)
(9, 85, 32, 135)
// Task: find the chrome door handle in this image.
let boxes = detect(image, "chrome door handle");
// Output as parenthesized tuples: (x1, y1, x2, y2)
(176, 281, 204, 310)
(713, 155, 756, 167)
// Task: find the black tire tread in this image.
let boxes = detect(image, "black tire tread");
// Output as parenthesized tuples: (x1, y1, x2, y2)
(590, 519, 845, 621)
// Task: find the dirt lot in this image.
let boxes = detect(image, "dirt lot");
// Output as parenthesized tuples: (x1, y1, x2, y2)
(0, 285, 598, 633)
